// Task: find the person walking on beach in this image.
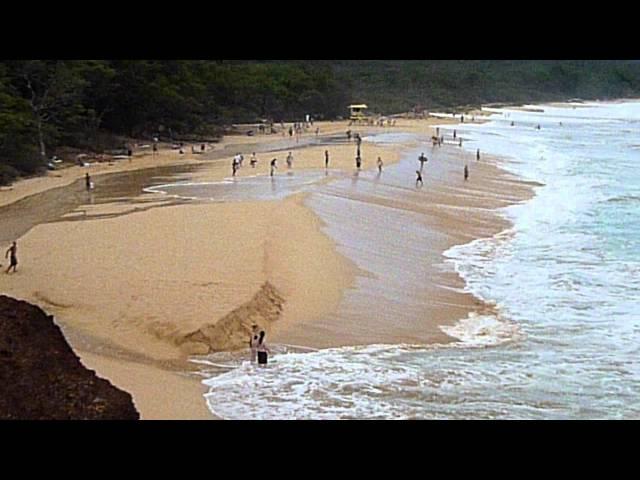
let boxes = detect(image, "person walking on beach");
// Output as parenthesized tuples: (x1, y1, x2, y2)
(257, 330, 271, 366)
(286, 152, 293, 169)
(5, 241, 17, 274)
(232, 157, 239, 176)
(325, 150, 330, 169)
(476, 149, 481, 161)
(416, 170, 423, 187)
(250, 152, 257, 168)
(418, 152, 428, 171)
(377, 157, 384, 173)
(249, 325, 260, 363)
(356, 155, 362, 170)
(453, 129, 457, 140)
(464, 164, 469, 182)
(270, 158, 277, 176)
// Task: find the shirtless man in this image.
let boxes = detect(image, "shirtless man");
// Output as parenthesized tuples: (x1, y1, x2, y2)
(5, 242, 17, 274)
(286, 152, 293, 169)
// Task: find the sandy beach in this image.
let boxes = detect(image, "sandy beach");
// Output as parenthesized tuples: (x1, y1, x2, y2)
(0, 116, 533, 419)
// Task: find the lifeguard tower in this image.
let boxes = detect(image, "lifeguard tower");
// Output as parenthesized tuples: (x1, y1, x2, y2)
(349, 104, 368, 122)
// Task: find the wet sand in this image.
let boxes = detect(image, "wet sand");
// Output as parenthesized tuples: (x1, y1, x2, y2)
(0, 117, 532, 420)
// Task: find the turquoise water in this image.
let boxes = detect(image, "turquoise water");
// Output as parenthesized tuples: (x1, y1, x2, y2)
(200, 101, 640, 419)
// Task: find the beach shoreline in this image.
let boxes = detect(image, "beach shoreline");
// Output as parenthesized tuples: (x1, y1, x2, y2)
(0, 115, 534, 420)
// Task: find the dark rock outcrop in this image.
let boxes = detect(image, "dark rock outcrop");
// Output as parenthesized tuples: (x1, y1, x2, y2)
(0, 295, 139, 420)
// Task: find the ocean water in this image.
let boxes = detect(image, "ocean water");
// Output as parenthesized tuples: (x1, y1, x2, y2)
(199, 102, 640, 419)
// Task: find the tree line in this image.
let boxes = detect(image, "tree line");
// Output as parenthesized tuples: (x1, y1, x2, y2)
(2, 60, 640, 184)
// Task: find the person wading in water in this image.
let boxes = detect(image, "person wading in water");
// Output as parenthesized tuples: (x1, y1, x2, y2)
(249, 325, 260, 363)
(418, 153, 428, 171)
(257, 331, 271, 366)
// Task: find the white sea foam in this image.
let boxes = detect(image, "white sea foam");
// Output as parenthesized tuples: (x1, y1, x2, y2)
(200, 103, 640, 419)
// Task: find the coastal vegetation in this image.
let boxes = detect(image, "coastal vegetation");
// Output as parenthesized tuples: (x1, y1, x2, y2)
(2, 60, 640, 184)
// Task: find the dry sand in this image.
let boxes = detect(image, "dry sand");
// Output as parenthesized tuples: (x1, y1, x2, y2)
(0, 117, 533, 419)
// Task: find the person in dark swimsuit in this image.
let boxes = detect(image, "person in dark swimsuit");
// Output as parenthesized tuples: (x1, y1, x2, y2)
(416, 170, 423, 187)
(325, 150, 330, 169)
(257, 331, 271, 366)
(85, 173, 91, 191)
(5, 241, 17, 274)
(464, 164, 469, 181)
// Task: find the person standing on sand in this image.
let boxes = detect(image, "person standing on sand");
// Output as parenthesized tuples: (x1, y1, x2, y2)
(453, 129, 457, 140)
(476, 149, 481, 161)
(416, 170, 423, 187)
(459, 138, 463, 147)
(257, 330, 271, 366)
(418, 153, 428, 171)
(5, 241, 17, 274)
(324, 150, 330, 169)
(377, 157, 383, 173)
(250, 152, 257, 168)
(464, 164, 469, 181)
(286, 152, 293, 169)
(85, 173, 92, 191)
(270, 158, 277, 176)
(356, 155, 362, 170)
(232, 157, 239, 176)
(316, 127, 319, 136)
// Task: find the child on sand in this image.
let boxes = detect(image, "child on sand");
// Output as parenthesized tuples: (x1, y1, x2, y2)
(5, 241, 17, 274)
